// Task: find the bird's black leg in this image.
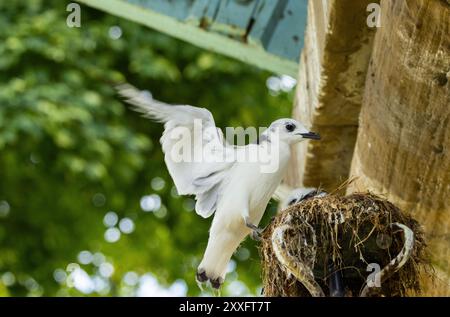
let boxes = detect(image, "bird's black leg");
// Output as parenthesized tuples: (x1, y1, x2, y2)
(328, 261, 345, 297)
(245, 218, 263, 241)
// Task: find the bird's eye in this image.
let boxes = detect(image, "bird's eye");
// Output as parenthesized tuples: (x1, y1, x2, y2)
(288, 198, 298, 206)
(285, 123, 296, 132)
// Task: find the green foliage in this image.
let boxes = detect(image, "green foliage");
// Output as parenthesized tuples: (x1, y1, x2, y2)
(0, 0, 294, 296)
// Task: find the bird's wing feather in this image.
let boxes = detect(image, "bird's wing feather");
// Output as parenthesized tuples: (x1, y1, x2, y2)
(117, 84, 235, 218)
(195, 184, 220, 219)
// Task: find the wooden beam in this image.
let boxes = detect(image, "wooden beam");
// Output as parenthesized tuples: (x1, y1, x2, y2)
(347, 0, 450, 295)
(287, 0, 377, 190)
(76, 0, 308, 77)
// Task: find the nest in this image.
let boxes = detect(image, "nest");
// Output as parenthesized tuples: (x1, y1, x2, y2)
(260, 193, 429, 297)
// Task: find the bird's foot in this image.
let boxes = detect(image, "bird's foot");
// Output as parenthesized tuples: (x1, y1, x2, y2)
(245, 219, 264, 241)
(250, 230, 262, 241)
(196, 269, 223, 291)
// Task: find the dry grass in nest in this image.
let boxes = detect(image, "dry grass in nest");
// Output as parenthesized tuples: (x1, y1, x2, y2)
(260, 192, 430, 297)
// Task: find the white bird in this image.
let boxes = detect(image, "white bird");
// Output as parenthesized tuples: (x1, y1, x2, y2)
(281, 187, 327, 210)
(117, 84, 321, 289)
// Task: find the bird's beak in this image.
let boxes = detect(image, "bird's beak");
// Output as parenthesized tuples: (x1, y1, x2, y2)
(298, 132, 321, 140)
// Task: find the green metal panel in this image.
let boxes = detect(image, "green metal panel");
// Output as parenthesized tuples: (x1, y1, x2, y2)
(186, 0, 221, 26)
(76, 0, 308, 77)
(210, 0, 257, 38)
(249, 1, 289, 48)
(264, 0, 308, 61)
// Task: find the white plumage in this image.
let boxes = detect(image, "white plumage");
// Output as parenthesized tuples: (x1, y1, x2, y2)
(117, 84, 320, 289)
(281, 187, 328, 209)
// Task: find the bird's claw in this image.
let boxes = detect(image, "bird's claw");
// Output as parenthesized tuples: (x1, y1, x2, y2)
(250, 230, 262, 241)
(245, 220, 263, 232)
(245, 220, 264, 241)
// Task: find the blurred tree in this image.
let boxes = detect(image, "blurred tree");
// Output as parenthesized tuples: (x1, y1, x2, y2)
(0, 0, 294, 296)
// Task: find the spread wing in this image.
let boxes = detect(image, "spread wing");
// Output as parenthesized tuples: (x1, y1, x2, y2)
(117, 84, 235, 218)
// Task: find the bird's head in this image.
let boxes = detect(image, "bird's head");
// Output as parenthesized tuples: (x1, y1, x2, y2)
(282, 187, 327, 209)
(261, 119, 320, 145)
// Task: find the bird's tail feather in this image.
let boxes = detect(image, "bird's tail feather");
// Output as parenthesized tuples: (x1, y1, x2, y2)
(198, 229, 247, 281)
